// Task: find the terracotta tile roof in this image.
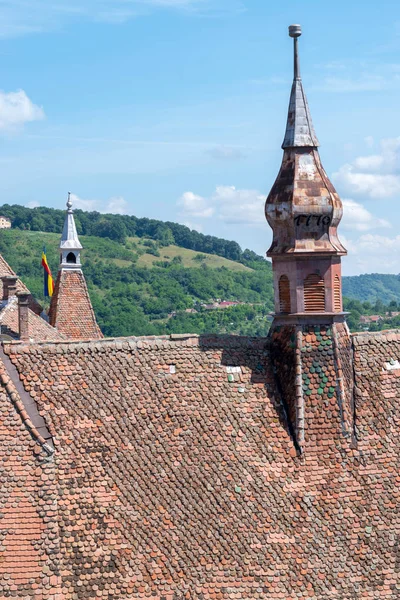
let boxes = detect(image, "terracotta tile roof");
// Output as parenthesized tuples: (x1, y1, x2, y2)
(0, 255, 42, 315)
(49, 269, 102, 340)
(0, 297, 65, 342)
(0, 331, 399, 598)
(0, 361, 60, 597)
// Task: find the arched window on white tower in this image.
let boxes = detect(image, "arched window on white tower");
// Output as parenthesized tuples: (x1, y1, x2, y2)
(66, 252, 77, 264)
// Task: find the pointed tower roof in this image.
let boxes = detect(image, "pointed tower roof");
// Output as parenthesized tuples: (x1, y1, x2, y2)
(282, 24, 319, 149)
(265, 24, 346, 258)
(49, 193, 103, 340)
(60, 193, 82, 252)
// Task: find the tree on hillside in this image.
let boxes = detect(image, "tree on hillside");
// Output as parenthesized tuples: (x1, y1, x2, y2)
(92, 219, 127, 243)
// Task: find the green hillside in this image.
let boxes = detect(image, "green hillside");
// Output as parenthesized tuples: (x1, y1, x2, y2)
(0, 227, 274, 338)
(342, 274, 400, 304)
(3, 203, 400, 338)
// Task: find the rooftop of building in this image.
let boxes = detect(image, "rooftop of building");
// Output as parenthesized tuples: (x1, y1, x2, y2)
(0, 327, 399, 598)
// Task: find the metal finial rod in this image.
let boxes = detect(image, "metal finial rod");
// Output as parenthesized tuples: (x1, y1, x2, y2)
(67, 191, 72, 212)
(289, 24, 302, 80)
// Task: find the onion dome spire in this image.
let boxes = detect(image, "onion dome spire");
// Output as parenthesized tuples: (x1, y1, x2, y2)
(282, 24, 319, 149)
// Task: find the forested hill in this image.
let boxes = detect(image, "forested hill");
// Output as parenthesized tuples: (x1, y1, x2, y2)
(342, 274, 400, 304)
(0, 203, 263, 266)
(1, 204, 399, 338)
(0, 204, 274, 337)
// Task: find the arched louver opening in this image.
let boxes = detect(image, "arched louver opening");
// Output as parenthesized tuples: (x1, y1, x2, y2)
(334, 274, 341, 312)
(66, 252, 77, 264)
(279, 275, 291, 313)
(304, 274, 325, 312)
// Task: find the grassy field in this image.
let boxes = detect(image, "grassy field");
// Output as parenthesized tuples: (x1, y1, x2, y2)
(131, 238, 252, 272)
(0, 229, 252, 274)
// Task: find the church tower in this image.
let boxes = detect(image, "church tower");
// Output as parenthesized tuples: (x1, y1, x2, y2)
(267, 26, 353, 454)
(49, 194, 103, 340)
(266, 24, 346, 321)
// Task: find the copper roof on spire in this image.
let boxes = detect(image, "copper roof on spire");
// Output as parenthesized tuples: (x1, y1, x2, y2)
(282, 24, 320, 149)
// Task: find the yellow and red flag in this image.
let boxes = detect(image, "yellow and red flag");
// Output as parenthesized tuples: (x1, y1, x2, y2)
(41, 247, 54, 297)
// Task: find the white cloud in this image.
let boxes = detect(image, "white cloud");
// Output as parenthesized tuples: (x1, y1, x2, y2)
(183, 221, 203, 232)
(177, 191, 215, 218)
(318, 75, 388, 93)
(212, 185, 265, 225)
(25, 200, 40, 209)
(341, 199, 390, 232)
(206, 146, 245, 160)
(316, 61, 400, 94)
(0, 90, 44, 130)
(177, 185, 265, 226)
(69, 193, 130, 214)
(333, 137, 400, 199)
(334, 166, 400, 199)
(353, 155, 384, 171)
(0, 0, 243, 37)
(69, 193, 98, 211)
(105, 196, 129, 215)
(348, 233, 400, 274)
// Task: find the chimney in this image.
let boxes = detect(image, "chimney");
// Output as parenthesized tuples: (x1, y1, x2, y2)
(2, 276, 18, 302)
(17, 293, 30, 341)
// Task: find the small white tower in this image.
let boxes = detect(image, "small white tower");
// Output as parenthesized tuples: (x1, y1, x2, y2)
(59, 193, 83, 269)
(49, 192, 102, 339)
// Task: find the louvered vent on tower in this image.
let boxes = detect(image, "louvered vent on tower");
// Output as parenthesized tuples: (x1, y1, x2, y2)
(334, 274, 341, 312)
(304, 274, 325, 312)
(279, 275, 291, 313)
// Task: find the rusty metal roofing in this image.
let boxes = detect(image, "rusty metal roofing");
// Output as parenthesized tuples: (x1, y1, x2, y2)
(282, 25, 319, 149)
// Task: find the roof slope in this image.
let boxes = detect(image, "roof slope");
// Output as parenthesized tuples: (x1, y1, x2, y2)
(1, 332, 399, 599)
(0, 362, 60, 598)
(0, 297, 65, 341)
(49, 269, 102, 339)
(282, 78, 319, 148)
(0, 255, 42, 315)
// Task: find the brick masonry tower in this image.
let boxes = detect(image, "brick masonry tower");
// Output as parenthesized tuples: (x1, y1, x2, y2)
(49, 194, 103, 340)
(267, 26, 354, 453)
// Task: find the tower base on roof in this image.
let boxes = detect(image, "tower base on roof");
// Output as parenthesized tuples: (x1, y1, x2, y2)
(269, 317, 354, 454)
(271, 312, 349, 327)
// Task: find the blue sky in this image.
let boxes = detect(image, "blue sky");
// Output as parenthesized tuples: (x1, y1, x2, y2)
(1, 0, 400, 275)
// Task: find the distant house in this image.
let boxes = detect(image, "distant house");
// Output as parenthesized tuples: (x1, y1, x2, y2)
(203, 303, 218, 310)
(218, 301, 240, 308)
(359, 315, 383, 324)
(0, 216, 11, 229)
(202, 300, 241, 310)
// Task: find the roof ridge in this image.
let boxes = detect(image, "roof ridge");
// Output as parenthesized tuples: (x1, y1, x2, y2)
(3, 332, 270, 353)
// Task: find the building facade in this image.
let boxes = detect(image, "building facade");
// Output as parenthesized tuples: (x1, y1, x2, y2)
(0, 216, 11, 229)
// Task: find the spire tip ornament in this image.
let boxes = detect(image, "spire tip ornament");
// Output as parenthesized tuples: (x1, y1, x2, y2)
(288, 24, 302, 38)
(282, 23, 319, 148)
(66, 192, 72, 212)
